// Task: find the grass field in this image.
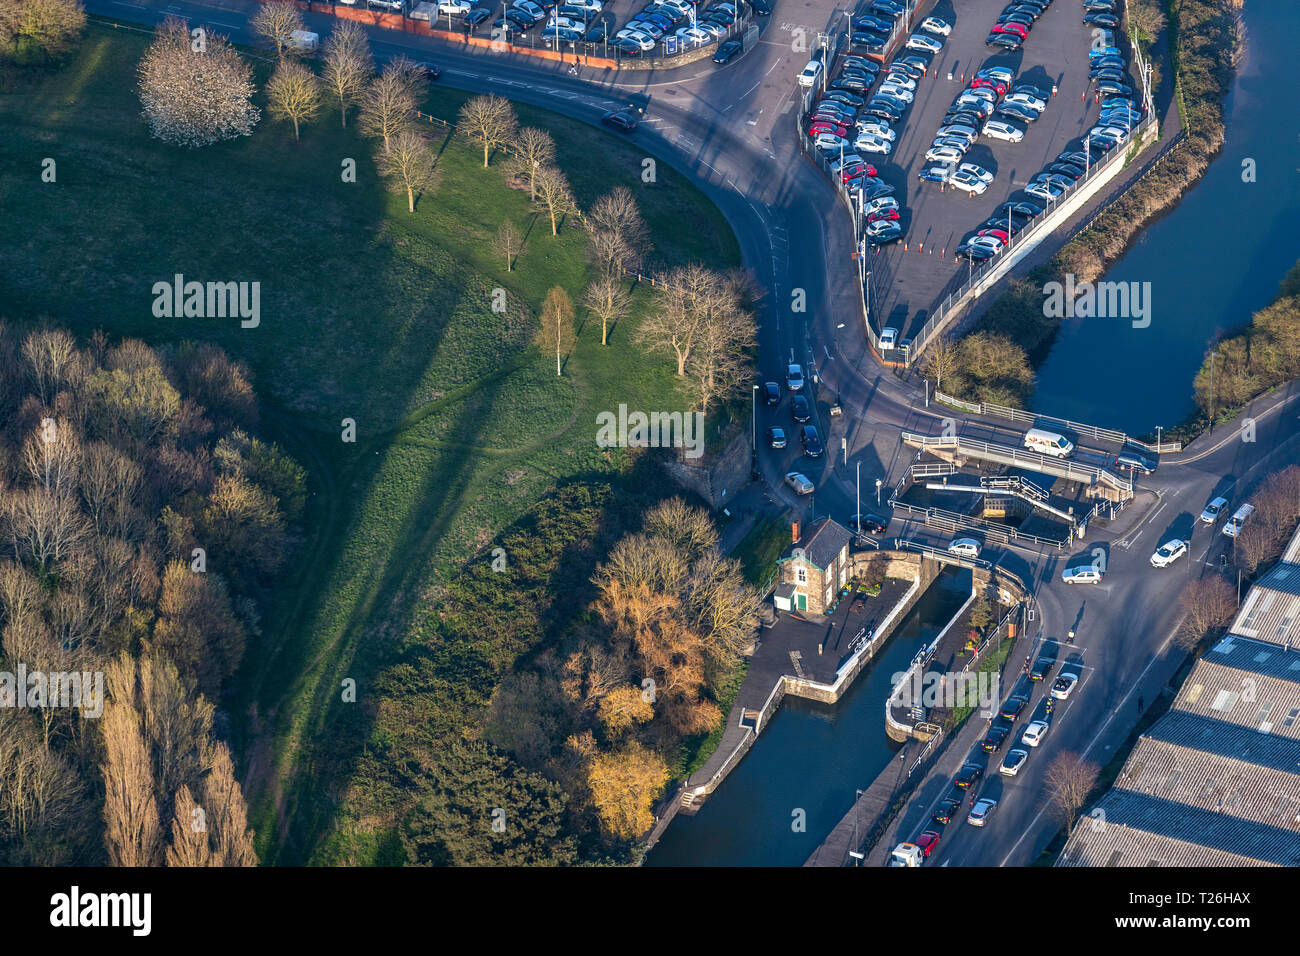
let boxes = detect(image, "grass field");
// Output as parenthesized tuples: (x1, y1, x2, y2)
(0, 24, 741, 863)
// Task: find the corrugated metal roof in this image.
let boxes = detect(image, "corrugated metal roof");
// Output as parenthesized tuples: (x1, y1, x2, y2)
(1205, 633, 1300, 684)
(1058, 789, 1300, 867)
(1173, 658, 1300, 739)
(1229, 572, 1300, 645)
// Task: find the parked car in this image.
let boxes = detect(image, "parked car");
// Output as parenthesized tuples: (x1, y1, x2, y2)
(1150, 538, 1188, 568)
(790, 394, 811, 423)
(905, 33, 943, 53)
(800, 424, 823, 458)
(982, 120, 1024, 143)
(1223, 503, 1256, 538)
(948, 170, 988, 195)
(919, 16, 951, 35)
(767, 426, 786, 449)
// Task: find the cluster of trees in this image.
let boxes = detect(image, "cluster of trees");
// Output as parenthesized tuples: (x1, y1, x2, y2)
(0, 0, 85, 67)
(0, 325, 304, 864)
(921, 330, 1035, 407)
(637, 264, 758, 414)
(334, 483, 757, 863)
(1190, 264, 1300, 425)
(953, 0, 1241, 400)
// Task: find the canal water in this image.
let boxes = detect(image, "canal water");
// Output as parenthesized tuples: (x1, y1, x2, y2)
(1030, 0, 1300, 435)
(646, 568, 971, 867)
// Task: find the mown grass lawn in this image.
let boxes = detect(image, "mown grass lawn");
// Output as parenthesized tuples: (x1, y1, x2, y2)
(0, 24, 741, 863)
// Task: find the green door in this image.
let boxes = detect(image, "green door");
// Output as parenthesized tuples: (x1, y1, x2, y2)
(797, 593, 807, 611)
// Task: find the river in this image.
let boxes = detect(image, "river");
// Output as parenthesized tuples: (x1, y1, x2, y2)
(1030, 0, 1300, 435)
(646, 569, 971, 866)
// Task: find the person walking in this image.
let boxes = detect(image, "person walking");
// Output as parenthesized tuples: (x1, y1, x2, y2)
(1137, 694, 1145, 712)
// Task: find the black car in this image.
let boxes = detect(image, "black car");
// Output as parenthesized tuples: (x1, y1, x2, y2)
(872, 92, 908, 112)
(871, 0, 903, 15)
(414, 61, 441, 80)
(896, 55, 929, 75)
(849, 513, 888, 535)
(931, 797, 962, 825)
(982, 724, 1011, 753)
(999, 695, 1028, 720)
(1058, 150, 1088, 168)
(464, 7, 491, 26)
(954, 762, 985, 789)
(823, 90, 865, 108)
(558, 4, 592, 21)
(800, 425, 823, 458)
(584, 21, 610, 41)
(1030, 658, 1055, 681)
(987, 33, 1022, 50)
(855, 14, 892, 32)
(1085, 12, 1119, 27)
(713, 39, 743, 64)
(763, 381, 781, 406)
(851, 33, 887, 52)
(749, 0, 772, 14)
(999, 200, 1043, 219)
(1049, 162, 1085, 180)
(997, 13, 1034, 28)
(983, 215, 1026, 236)
(863, 182, 896, 202)
(1011, 83, 1049, 100)
(601, 109, 639, 132)
(860, 105, 897, 122)
(1006, 3, 1042, 18)
(1115, 452, 1156, 475)
(946, 110, 984, 128)
(843, 55, 881, 72)
(791, 394, 811, 423)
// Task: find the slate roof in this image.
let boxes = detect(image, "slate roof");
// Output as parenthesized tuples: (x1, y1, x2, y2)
(780, 518, 852, 572)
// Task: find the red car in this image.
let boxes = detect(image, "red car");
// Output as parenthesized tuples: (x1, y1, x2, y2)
(978, 228, 1010, 243)
(916, 830, 941, 857)
(840, 162, 876, 181)
(809, 121, 851, 137)
(992, 22, 1028, 38)
(970, 77, 1009, 94)
(867, 208, 900, 223)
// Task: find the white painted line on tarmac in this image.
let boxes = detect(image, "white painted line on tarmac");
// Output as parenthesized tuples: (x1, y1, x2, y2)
(208, 20, 240, 28)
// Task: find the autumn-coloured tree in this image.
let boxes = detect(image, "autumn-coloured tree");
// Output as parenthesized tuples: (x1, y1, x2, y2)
(100, 657, 163, 867)
(2, 0, 86, 61)
(533, 165, 575, 237)
(1176, 574, 1238, 650)
(1043, 751, 1100, 825)
(510, 126, 555, 200)
(137, 17, 260, 148)
(321, 19, 373, 128)
(202, 744, 258, 866)
(377, 130, 440, 213)
(151, 561, 247, 697)
(494, 219, 521, 272)
(266, 59, 322, 140)
(457, 93, 518, 168)
(537, 287, 575, 377)
(597, 685, 655, 738)
(358, 60, 417, 153)
(250, 0, 303, 57)
(584, 274, 631, 346)
(584, 742, 668, 839)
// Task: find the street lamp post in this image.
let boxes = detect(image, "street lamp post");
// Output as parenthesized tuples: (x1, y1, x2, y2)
(876, 478, 883, 506)
(856, 461, 861, 531)
(1155, 424, 1163, 449)
(751, 384, 758, 451)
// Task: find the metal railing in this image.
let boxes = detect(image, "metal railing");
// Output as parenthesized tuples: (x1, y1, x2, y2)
(900, 431, 1133, 495)
(891, 500, 1071, 549)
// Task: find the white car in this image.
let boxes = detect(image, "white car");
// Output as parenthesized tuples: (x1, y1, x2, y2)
(437, 0, 473, 13)
(368, 0, 403, 8)
(937, 124, 978, 141)
(919, 16, 951, 36)
(785, 472, 814, 495)
(979, 66, 1015, 84)
(567, 0, 603, 8)
(879, 327, 899, 349)
(676, 26, 711, 46)
(958, 163, 994, 185)
(925, 145, 965, 164)
(1200, 496, 1229, 523)
(947, 171, 987, 194)
(967, 797, 997, 827)
(547, 15, 582, 29)
(882, 73, 917, 91)
(857, 122, 896, 141)
(948, 537, 981, 559)
(1024, 180, 1064, 202)
(983, 120, 1024, 142)
(1000, 748, 1028, 776)
(855, 134, 892, 155)
(970, 235, 1003, 252)
(1061, 565, 1103, 584)
(619, 30, 657, 50)
(1021, 720, 1049, 747)
(512, 0, 545, 19)
(864, 196, 898, 216)
(878, 84, 914, 103)
(1003, 92, 1046, 112)
(813, 132, 850, 152)
(905, 33, 943, 53)
(1051, 672, 1079, 700)
(1150, 538, 1188, 568)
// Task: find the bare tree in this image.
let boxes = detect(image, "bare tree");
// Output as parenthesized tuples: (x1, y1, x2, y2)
(689, 291, 756, 415)
(22, 327, 80, 407)
(584, 274, 631, 346)
(921, 334, 957, 393)
(22, 418, 82, 498)
(3, 0, 86, 61)
(100, 656, 163, 867)
(358, 61, 417, 153)
(494, 219, 521, 272)
(137, 17, 260, 148)
(457, 93, 519, 168)
(202, 743, 258, 865)
(533, 165, 576, 237)
(250, 0, 303, 57)
(376, 130, 440, 213)
(266, 59, 322, 140)
(164, 785, 212, 867)
(1176, 575, 1239, 650)
(636, 264, 729, 377)
(1043, 751, 1100, 825)
(588, 186, 650, 275)
(510, 126, 555, 200)
(321, 20, 373, 128)
(537, 287, 575, 376)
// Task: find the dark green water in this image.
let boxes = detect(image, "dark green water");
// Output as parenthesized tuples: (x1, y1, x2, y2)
(1030, 0, 1300, 435)
(646, 569, 971, 866)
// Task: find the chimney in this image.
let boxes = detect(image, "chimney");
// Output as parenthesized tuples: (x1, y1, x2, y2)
(792, 522, 800, 544)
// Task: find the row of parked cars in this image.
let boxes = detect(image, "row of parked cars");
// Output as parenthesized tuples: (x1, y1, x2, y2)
(983, 0, 1054, 52)
(613, 0, 742, 53)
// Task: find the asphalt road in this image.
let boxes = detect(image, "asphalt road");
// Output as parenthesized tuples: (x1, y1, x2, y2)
(86, 0, 1300, 867)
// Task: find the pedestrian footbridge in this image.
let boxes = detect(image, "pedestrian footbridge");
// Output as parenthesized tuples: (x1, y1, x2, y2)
(901, 432, 1133, 503)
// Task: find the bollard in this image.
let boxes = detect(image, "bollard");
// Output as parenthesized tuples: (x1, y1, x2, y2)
(941, 247, 945, 258)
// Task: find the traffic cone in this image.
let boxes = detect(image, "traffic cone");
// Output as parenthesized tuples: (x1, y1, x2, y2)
(941, 246, 945, 258)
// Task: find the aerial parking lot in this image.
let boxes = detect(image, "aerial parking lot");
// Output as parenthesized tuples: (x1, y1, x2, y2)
(805, 0, 1141, 346)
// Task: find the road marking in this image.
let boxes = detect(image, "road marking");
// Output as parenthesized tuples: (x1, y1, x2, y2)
(208, 20, 241, 28)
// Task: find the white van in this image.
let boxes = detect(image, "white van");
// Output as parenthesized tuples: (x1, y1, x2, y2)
(1223, 503, 1255, 538)
(1022, 428, 1074, 458)
(797, 59, 824, 89)
(283, 30, 319, 52)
